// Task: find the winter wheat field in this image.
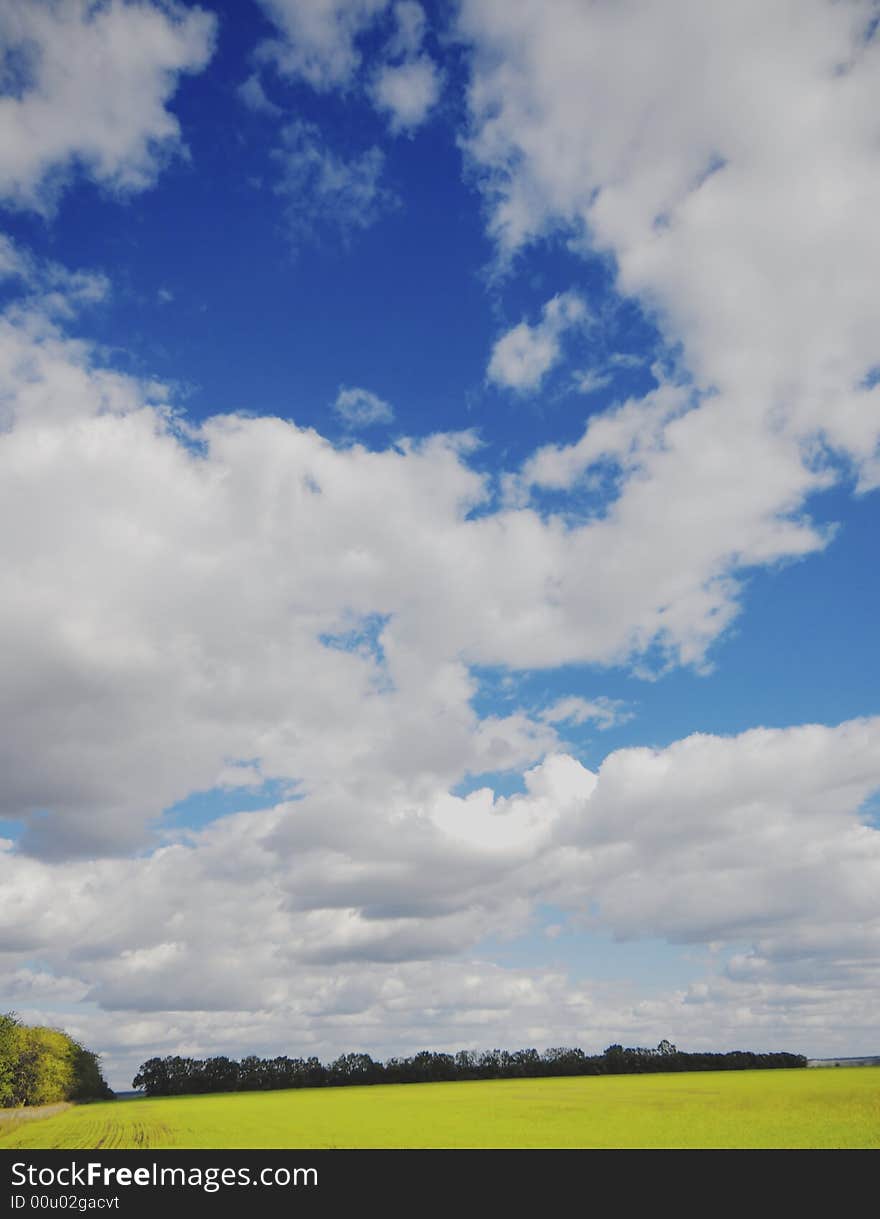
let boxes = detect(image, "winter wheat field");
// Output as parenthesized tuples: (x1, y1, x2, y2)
(2, 1070, 879, 1150)
(2, 0, 880, 1155)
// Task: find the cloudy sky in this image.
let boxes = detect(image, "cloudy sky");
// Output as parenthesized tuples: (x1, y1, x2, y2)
(1, 0, 879, 1089)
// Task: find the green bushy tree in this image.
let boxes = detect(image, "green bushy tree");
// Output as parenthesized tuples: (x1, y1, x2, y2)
(0, 1013, 112, 1108)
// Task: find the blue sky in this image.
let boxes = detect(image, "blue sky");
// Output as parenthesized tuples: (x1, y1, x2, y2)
(1, 0, 879, 1086)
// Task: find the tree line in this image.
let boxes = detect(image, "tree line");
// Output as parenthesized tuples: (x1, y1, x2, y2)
(132, 1040, 806, 1096)
(0, 1013, 113, 1108)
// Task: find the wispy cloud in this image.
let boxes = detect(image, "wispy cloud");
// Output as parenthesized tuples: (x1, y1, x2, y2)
(253, 0, 389, 91)
(539, 696, 633, 731)
(237, 71, 281, 116)
(273, 119, 399, 251)
(334, 385, 395, 426)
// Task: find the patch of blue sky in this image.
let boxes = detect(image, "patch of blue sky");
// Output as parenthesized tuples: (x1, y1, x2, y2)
(859, 791, 880, 829)
(1, 60, 493, 448)
(473, 263, 665, 464)
(0, 818, 26, 846)
(521, 463, 627, 527)
(451, 769, 530, 800)
(0, 275, 24, 309)
(473, 904, 719, 995)
(161, 776, 297, 834)
(0, 39, 38, 101)
(462, 666, 631, 774)
(320, 612, 391, 663)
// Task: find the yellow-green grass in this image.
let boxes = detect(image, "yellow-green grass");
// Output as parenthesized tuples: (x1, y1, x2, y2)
(1, 1068, 878, 1149)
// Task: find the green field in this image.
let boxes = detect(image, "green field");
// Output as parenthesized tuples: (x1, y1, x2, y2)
(1, 1068, 878, 1149)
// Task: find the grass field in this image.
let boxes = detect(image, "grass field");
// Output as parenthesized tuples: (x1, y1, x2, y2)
(1, 1068, 878, 1149)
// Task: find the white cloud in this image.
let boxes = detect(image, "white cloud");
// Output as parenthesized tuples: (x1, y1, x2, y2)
(371, 55, 442, 134)
(555, 719, 880, 952)
(370, 2, 442, 134)
(457, 0, 880, 674)
(0, 279, 566, 858)
(4, 0, 880, 1085)
(0, 267, 848, 867)
(273, 119, 399, 249)
(2, 233, 879, 1075)
(487, 291, 588, 392)
(255, 0, 389, 91)
(214, 764, 264, 790)
(0, 235, 29, 281)
(0, 235, 110, 321)
(574, 369, 613, 396)
(539, 696, 632, 731)
(0, 0, 215, 212)
(251, 0, 442, 135)
(3, 717, 879, 1083)
(334, 385, 394, 426)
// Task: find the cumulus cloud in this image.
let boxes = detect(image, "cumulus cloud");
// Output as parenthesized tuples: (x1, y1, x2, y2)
(0, 0, 215, 212)
(334, 385, 394, 426)
(555, 720, 880, 948)
(273, 119, 399, 250)
(3, 718, 879, 1082)
(5, 0, 880, 1075)
(458, 0, 880, 678)
(1, 269, 876, 1064)
(0, 275, 567, 858)
(0, 265, 854, 865)
(487, 292, 588, 392)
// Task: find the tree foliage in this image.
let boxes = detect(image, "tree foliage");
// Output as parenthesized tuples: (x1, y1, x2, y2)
(0, 1012, 113, 1108)
(132, 1040, 807, 1097)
